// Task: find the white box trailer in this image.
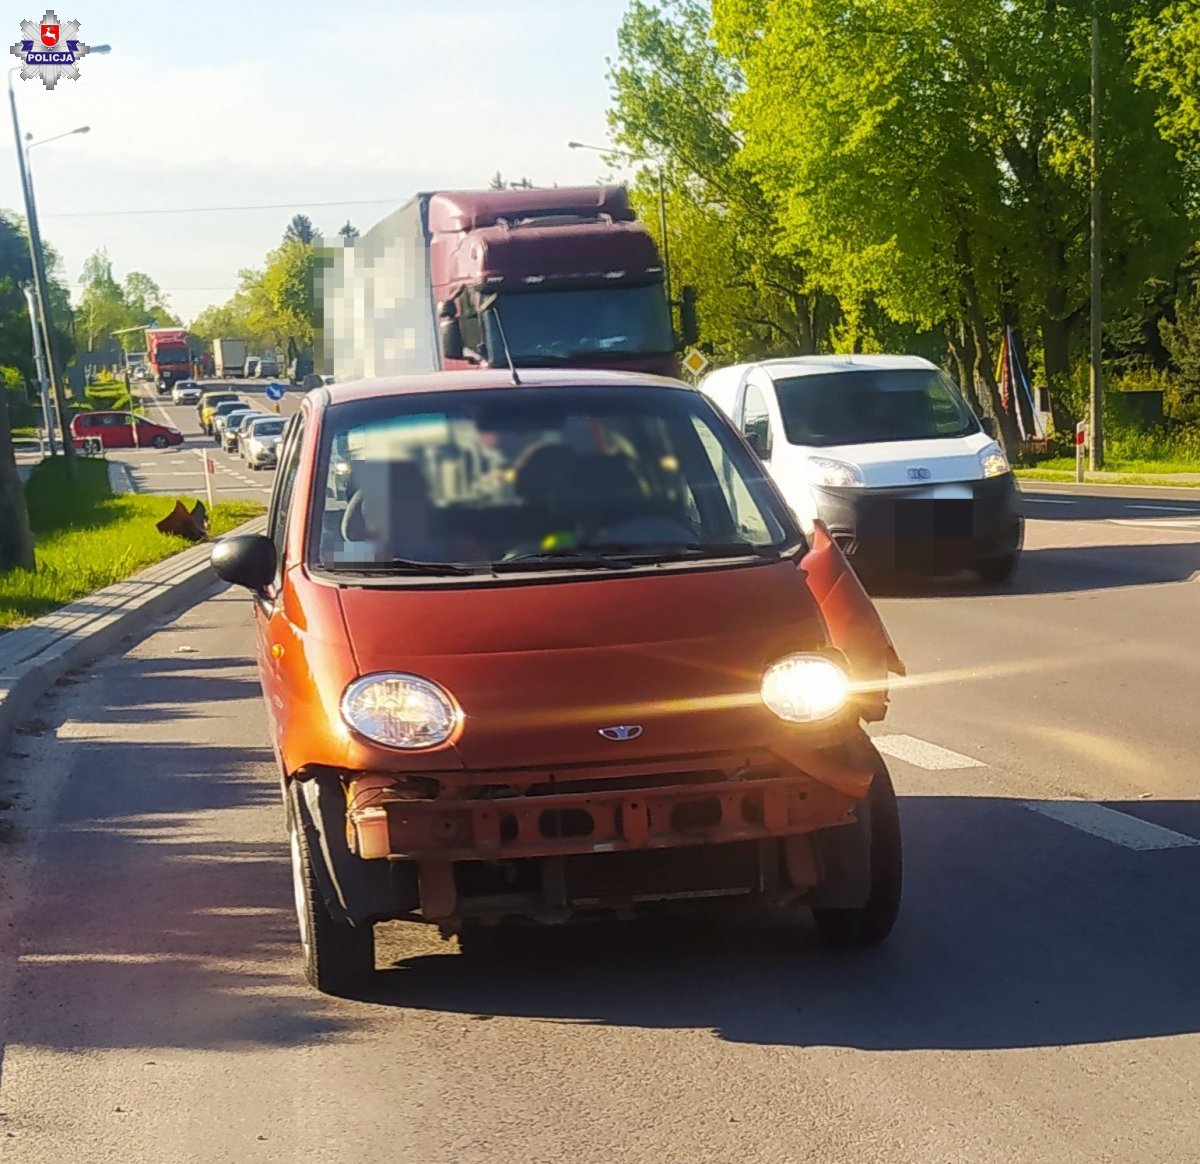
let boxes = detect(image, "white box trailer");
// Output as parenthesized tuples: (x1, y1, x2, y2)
(318, 198, 436, 384)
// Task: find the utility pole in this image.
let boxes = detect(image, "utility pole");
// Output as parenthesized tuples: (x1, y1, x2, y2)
(1089, 4, 1104, 471)
(656, 165, 673, 325)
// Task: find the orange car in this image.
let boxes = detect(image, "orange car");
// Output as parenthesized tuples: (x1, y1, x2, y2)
(212, 369, 906, 995)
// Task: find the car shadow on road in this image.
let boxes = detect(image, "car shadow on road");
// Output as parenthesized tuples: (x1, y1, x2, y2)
(364, 793, 1200, 1052)
(864, 540, 1200, 598)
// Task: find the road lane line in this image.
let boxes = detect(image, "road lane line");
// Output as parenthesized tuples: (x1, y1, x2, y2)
(1021, 801, 1200, 851)
(1025, 498, 1076, 505)
(1127, 504, 1200, 513)
(873, 734, 985, 770)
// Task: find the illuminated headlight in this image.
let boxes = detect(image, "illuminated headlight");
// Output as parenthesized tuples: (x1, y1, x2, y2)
(806, 457, 865, 488)
(761, 654, 850, 723)
(340, 673, 461, 749)
(979, 443, 1010, 478)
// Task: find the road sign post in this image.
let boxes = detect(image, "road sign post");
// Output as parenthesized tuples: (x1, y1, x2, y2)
(681, 348, 708, 383)
(203, 452, 216, 512)
(1075, 421, 1086, 483)
(266, 380, 285, 414)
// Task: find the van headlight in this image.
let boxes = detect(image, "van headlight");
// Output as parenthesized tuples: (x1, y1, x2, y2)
(340, 673, 461, 749)
(806, 457, 865, 488)
(979, 443, 1010, 478)
(761, 654, 850, 723)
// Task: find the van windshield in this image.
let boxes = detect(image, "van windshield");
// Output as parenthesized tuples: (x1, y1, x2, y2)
(310, 385, 796, 575)
(773, 368, 979, 447)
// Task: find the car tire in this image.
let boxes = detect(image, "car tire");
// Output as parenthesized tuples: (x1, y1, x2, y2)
(152, 434, 169, 449)
(811, 763, 902, 948)
(975, 552, 1020, 585)
(287, 786, 375, 997)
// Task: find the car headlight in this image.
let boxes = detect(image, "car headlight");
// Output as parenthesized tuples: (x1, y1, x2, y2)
(761, 654, 850, 723)
(340, 672, 461, 749)
(979, 443, 1010, 478)
(805, 457, 865, 488)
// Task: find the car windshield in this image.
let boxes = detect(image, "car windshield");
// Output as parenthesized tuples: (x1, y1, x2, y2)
(215, 402, 244, 416)
(480, 286, 673, 364)
(249, 420, 284, 437)
(227, 412, 257, 430)
(773, 368, 979, 447)
(310, 385, 795, 573)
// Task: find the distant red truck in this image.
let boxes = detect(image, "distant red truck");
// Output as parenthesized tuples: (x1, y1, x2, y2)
(319, 186, 697, 382)
(145, 327, 192, 392)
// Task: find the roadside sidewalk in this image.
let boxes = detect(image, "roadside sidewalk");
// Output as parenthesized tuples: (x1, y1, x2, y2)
(0, 515, 265, 760)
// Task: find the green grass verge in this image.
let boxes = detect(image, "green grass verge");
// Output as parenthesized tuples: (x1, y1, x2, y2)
(0, 458, 265, 631)
(1029, 455, 1200, 475)
(1016, 467, 1200, 488)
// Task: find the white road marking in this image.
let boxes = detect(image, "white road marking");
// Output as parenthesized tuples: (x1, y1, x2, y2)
(1021, 801, 1200, 851)
(1107, 518, 1200, 530)
(873, 733, 985, 770)
(1127, 504, 1200, 513)
(1025, 498, 1076, 505)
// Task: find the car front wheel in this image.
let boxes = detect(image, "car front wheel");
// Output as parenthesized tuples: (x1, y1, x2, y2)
(811, 763, 902, 948)
(287, 786, 375, 996)
(152, 434, 169, 449)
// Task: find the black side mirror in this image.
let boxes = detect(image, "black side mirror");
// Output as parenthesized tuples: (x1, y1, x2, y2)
(979, 415, 997, 439)
(744, 429, 769, 460)
(678, 285, 699, 348)
(212, 533, 276, 593)
(438, 300, 464, 361)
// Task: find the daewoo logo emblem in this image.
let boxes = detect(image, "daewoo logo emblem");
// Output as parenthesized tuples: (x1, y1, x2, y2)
(599, 725, 643, 741)
(907, 467, 932, 480)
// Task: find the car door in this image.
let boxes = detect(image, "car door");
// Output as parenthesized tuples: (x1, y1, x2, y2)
(257, 411, 307, 752)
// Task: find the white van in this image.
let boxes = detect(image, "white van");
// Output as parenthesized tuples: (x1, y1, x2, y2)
(699, 355, 1023, 582)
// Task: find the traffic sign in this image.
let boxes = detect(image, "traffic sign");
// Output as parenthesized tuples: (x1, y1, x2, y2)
(266, 381, 286, 402)
(681, 348, 708, 378)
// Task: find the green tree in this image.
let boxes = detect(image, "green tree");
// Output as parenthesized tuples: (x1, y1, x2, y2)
(1134, 1, 1200, 155)
(283, 214, 318, 245)
(78, 248, 128, 351)
(0, 212, 35, 571)
(711, 0, 1195, 445)
(337, 219, 359, 242)
(608, 0, 835, 363)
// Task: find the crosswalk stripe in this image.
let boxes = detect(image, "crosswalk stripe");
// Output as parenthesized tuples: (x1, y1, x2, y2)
(1021, 801, 1200, 851)
(873, 733, 985, 770)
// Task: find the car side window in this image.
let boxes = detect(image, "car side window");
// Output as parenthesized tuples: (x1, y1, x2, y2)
(739, 381, 773, 459)
(268, 413, 306, 565)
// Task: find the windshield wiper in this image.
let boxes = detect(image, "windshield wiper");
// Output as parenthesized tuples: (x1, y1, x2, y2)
(578, 541, 781, 563)
(322, 557, 476, 577)
(493, 549, 636, 572)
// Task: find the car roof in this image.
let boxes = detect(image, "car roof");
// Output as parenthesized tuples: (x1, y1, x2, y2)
(320, 367, 694, 408)
(753, 354, 938, 378)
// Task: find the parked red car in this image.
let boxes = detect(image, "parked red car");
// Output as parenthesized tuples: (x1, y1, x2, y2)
(71, 411, 183, 451)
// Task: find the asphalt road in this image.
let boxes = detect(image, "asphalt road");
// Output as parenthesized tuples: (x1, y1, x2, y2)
(1, 484, 1200, 1162)
(105, 379, 303, 505)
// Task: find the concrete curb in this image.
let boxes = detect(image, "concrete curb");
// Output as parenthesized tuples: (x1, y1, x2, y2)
(0, 515, 267, 763)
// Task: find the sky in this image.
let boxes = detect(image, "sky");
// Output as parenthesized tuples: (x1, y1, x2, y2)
(3, 0, 640, 324)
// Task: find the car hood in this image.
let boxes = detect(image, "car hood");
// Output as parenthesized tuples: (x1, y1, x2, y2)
(803, 432, 994, 488)
(335, 561, 830, 770)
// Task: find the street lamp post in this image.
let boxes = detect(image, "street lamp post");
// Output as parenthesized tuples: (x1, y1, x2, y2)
(21, 283, 56, 455)
(9, 45, 110, 473)
(568, 140, 673, 316)
(1088, 7, 1104, 471)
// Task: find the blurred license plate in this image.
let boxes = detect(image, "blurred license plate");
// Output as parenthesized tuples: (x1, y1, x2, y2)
(921, 483, 973, 500)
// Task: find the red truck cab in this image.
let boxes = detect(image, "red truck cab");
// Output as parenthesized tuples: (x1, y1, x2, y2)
(429, 188, 690, 378)
(145, 327, 192, 391)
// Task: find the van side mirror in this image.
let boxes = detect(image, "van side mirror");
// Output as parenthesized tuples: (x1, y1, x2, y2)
(979, 415, 997, 439)
(744, 429, 769, 460)
(437, 301, 464, 361)
(212, 533, 276, 593)
(678, 285, 699, 348)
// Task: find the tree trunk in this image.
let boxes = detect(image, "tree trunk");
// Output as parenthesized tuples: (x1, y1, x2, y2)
(1040, 310, 1074, 433)
(0, 386, 36, 573)
(796, 294, 815, 355)
(956, 233, 1020, 454)
(946, 319, 984, 415)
